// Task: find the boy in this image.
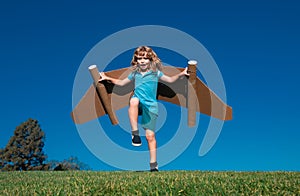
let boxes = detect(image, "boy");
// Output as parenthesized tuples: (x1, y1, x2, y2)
(99, 46, 188, 171)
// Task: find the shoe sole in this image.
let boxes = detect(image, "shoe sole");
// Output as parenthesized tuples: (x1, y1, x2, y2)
(132, 142, 142, 147)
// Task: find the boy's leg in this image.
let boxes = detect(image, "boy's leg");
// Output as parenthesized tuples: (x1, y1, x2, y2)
(142, 108, 158, 171)
(128, 97, 141, 146)
(128, 97, 139, 131)
(146, 129, 158, 171)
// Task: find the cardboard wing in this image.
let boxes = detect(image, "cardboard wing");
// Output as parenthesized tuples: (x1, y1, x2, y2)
(71, 65, 232, 126)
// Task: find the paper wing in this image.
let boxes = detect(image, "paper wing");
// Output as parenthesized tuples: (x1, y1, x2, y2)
(71, 66, 232, 125)
(71, 68, 134, 124)
(157, 66, 232, 121)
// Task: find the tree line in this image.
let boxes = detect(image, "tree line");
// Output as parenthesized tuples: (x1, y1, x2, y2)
(0, 118, 90, 171)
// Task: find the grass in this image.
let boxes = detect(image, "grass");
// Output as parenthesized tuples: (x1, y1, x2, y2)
(0, 171, 299, 195)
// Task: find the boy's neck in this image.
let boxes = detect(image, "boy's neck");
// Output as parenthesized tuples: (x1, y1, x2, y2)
(140, 69, 150, 75)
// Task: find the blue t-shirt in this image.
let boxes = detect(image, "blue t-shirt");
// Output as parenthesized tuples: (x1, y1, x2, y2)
(128, 70, 164, 115)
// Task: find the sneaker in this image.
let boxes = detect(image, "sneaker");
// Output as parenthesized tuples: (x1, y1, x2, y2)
(150, 168, 159, 172)
(150, 162, 158, 172)
(132, 135, 142, 146)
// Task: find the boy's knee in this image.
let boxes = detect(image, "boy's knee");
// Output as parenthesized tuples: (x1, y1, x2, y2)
(129, 98, 139, 107)
(146, 131, 156, 142)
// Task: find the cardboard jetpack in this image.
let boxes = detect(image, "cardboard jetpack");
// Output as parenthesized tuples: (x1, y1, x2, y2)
(71, 61, 232, 127)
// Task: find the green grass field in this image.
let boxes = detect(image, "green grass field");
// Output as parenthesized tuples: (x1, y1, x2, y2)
(0, 171, 299, 195)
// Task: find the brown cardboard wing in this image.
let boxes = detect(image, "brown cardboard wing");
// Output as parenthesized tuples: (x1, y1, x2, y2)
(71, 66, 232, 125)
(157, 66, 232, 121)
(71, 84, 105, 124)
(71, 67, 134, 124)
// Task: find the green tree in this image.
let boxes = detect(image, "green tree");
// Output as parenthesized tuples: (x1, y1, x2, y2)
(0, 118, 49, 171)
(0, 149, 4, 170)
(49, 156, 91, 171)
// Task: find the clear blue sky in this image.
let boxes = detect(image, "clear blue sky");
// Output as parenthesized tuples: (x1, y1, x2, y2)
(0, 0, 299, 171)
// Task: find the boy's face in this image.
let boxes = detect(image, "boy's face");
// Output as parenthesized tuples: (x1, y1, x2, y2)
(137, 53, 150, 71)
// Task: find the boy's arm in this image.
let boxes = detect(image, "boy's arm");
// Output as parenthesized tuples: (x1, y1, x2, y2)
(99, 72, 131, 86)
(160, 67, 189, 83)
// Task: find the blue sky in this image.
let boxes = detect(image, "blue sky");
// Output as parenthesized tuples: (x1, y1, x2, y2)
(0, 0, 299, 171)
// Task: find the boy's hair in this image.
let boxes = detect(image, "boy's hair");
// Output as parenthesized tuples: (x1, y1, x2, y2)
(130, 46, 163, 72)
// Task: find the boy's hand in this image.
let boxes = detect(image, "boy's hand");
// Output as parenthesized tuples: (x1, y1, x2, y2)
(99, 72, 108, 81)
(181, 67, 190, 77)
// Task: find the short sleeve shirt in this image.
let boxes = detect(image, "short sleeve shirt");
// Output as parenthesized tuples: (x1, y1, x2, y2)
(128, 70, 164, 115)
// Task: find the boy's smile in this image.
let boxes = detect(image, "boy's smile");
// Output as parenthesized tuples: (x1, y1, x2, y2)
(138, 63, 149, 71)
(137, 54, 150, 72)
